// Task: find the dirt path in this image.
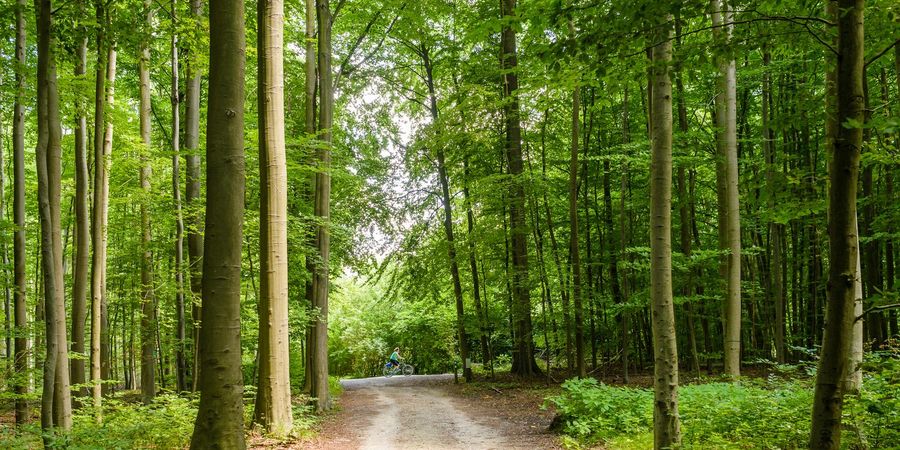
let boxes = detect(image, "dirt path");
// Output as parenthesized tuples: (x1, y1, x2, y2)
(300, 374, 560, 450)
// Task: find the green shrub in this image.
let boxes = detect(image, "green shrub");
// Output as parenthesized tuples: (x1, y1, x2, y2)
(547, 378, 813, 449)
(844, 352, 900, 449)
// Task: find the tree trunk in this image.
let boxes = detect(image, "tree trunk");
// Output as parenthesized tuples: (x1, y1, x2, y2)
(649, 18, 681, 449)
(91, 27, 116, 411)
(35, 0, 73, 432)
(71, 16, 90, 398)
(310, 0, 334, 411)
(762, 49, 786, 363)
(171, 2, 188, 393)
(501, 0, 538, 376)
(13, 0, 29, 423)
(809, 0, 864, 447)
(254, 0, 294, 433)
(711, 0, 741, 378)
(189, 0, 247, 444)
(568, 80, 585, 378)
(422, 47, 471, 381)
(464, 155, 491, 368)
(184, 0, 203, 392)
(302, 0, 317, 395)
(138, 0, 157, 405)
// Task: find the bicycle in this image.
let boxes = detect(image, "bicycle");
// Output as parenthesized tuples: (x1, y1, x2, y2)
(382, 361, 414, 377)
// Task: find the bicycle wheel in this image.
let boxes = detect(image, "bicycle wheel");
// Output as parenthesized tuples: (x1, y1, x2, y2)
(402, 364, 414, 376)
(383, 365, 393, 378)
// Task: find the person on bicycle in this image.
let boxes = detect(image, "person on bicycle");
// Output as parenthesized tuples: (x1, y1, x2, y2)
(389, 347, 402, 368)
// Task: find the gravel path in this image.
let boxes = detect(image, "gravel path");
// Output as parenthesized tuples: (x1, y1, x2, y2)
(300, 374, 559, 450)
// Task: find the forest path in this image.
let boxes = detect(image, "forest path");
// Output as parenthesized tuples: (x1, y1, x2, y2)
(299, 374, 560, 449)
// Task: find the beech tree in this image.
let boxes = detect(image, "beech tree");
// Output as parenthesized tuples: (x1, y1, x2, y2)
(254, 0, 293, 433)
(809, 0, 866, 447)
(648, 15, 680, 449)
(190, 0, 247, 444)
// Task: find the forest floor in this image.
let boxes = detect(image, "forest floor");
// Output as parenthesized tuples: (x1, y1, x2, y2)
(281, 373, 562, 449)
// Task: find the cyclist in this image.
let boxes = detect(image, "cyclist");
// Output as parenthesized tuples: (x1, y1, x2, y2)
(388, 347, 402, 368)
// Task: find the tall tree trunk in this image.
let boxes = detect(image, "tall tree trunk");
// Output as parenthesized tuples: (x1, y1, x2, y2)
(310, 0, 334, 411)
(35, 0, 73, 432)
(190, 0, 247, 443)
(619, 86, 631, 383)
(138, 0, 157, 405)
(71, 14, 90, 398)
(649, 18, 681, 449)
(762, 49, 786, 363)
(302, 0, 317, 394)
(184, 0, 203, 392)
(711, 0, 742, 378)
(13, 0, 29, 423)
(674, 16, 701, 377)
(91, 12, 116, 411)
(171, 1, 188, 393)
(254, 0, 294, 433)
(422, 47, 471, 381)
(809, 0, 864, 447)
(501, 0, 538, 376)
(568, 81, 585, 378)
(464, 155, 491, 368)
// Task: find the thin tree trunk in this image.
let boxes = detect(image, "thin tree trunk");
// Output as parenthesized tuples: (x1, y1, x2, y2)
(421, 47, 471, 381)
(301, 0, 317, 395)
(649, 18, 681, 449)
(711, 0, 741, 378)
(254, 0, 294, 433)
(171, 1, 187, 393)
(464, 155, 491, 367)
(190, 0, 247, 443)
(70, 12, 90, 398)
(568, 77, 586, 378)
(36, 0, 73, 432)
(762, 49, 786, 363)
(184, 0, 203, 392)
(809, 0, 864, 447)
(138, 0, 157, 405)
(13, 0, 29, 424)
(310, 0, 334, 411)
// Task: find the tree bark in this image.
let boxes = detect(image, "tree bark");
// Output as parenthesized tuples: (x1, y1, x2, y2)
(91, 27, 116, 412)
(762, 49, 786, 363)
(809, 0, 865, 447)
(711, 0, 741, 378)
(302, 0, 317, 394)
(649, 18, 681, 449)
(13, 0, 29, 423)
(71, 13, 90, 398)
(310, 0, 334, 411)
(190, 0, 247, 444)
(501, 0, 538, 377)
(184, 0, 203, 392)
(568, 80, 585, 378)
(35, 0, 73, 432)
(138, 0, 157, 405)
(254, 0, 294, 433)
(171, 1, 188, 393)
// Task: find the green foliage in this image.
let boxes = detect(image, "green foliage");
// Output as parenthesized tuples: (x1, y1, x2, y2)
(844, 350, 900, 449)
(0, 393, 197, 449)
(549, 360, 900, 449)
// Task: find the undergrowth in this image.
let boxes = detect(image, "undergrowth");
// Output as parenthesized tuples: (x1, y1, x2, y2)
(546, 354, 900, 449)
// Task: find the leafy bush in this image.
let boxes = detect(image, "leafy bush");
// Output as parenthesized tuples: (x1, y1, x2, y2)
(0, 393, 197, 449)
(547, 378, 814, 449)
(844, 351, 900, 449)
